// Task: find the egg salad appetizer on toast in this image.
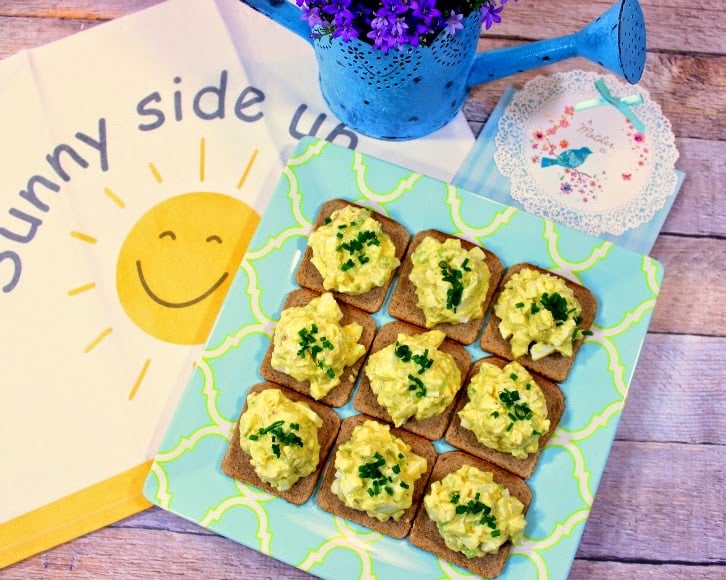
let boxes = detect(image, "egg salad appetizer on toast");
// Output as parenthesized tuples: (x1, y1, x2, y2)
(410, 452, 531, 579)
(296, 199, 410, 313)
(261, 288, 376, 407)
(221, 383, 340, 505)
(389, 230, 503, 345)
(317, 415, 436, 539)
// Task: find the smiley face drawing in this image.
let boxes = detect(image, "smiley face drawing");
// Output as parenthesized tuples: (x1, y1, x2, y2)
(116, 192, 259, 345)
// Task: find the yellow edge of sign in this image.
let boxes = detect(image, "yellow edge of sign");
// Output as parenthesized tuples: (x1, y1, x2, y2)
(0, 460, 153, 570)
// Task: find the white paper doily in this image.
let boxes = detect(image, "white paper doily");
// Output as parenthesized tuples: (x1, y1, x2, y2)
(494, 71, 679, 236)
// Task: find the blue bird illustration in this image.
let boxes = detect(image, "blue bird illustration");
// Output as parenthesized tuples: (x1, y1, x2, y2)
(541, 147, 593, 169)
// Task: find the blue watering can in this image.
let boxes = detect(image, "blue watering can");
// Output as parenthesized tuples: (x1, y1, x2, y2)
(241, 0, 646, 140)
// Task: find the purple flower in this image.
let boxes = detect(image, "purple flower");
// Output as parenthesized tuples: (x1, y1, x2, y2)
(322, 0, 354, 25)
(298, 0, 516, 50)
(333, 24, 360, 41)
(481, 4, 503, 29)
(443, 10, 464, 35)
(299, 3, 325, 27)
(410, 0, 441, 26)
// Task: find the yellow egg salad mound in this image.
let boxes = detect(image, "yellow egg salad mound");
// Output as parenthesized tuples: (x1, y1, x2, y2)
(494, 268, 586, 360)
(271, 292, 366, 399)
(409, 236, 490, 328)
(332, 420, 428, 522)
(424, 464, 526, 558)
(364, 330, 462, 426)
(239, 389, 323, 491)
(308, 204, 400, 295)
(459, 361, 549, 459)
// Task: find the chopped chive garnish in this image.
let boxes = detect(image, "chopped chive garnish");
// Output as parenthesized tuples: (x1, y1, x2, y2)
(539, 292, 572, 322)
(440, 261, 466, 312)
(407, 374, 426, 398)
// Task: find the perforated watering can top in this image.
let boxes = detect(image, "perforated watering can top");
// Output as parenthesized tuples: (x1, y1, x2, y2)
(241, 0, 646, 140)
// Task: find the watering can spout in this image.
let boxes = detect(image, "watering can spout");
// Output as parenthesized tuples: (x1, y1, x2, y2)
(466, 0, 646, 90)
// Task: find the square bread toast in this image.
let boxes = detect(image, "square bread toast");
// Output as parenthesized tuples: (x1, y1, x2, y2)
(260, 288, 376, 407)
(295, 198, 410, 313)
(409, 451, 532, 578)
(220, 382, 341, 505)
(316, 414, 437, 539)
(353, 320, 471, 440)
(444, 356, 565, 479)
(388, 229, 504, 345)
(480, 263, 597, 382)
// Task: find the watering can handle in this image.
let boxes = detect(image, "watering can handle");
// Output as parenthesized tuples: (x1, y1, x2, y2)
(241, 0, 314, 44)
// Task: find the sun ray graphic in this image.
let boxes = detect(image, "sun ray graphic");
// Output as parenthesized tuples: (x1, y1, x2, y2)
(69, 137, 262, 404)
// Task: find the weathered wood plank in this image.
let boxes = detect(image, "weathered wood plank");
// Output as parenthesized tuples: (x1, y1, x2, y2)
(4, 0, 723, 56)
(490, 0, 726, 55)
(0, 0, 160, 19)
(649, 236, 726, 336)
(570, 560, 726, 580)
(577, 441, 724, 563)
(0, 17, 102, 60)
(7, 437, 724, 577)
(2, 524, 311, 578)
(619, 335, 724, 445)
(661, 138, 725, 238)
(2, 16, 723, 142)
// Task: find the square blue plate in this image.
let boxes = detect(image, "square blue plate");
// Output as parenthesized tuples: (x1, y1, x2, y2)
(144, 136, 662, 579)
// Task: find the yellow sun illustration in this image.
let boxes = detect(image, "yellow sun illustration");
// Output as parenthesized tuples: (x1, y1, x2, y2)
(68, 138, 260, 400)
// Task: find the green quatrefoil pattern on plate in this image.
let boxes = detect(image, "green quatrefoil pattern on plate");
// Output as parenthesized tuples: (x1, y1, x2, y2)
(144, 137, 662, 580)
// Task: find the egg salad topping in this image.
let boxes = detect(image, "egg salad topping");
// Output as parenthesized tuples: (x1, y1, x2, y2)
(364, 330, 462, 426)
(239, 389, 323, 491)
(332, 420, 428, 522)
(459, 361, 549, 459)
(409, 236, 490, 327)
(271, 292, 365, 399)
(494, 267, 590, 360)
(308, 204, 399, 295)
(424, 464, 526, 558)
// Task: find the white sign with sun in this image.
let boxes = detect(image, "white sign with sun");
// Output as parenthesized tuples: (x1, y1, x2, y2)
(0, 11, 281, 527)
(0, 0, 474, 557)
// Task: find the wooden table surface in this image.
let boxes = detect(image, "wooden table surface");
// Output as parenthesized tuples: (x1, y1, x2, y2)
(2, 1, 724, 578)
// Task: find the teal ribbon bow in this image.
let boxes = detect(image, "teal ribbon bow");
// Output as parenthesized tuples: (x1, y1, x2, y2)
(586, 78, 646, 134)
